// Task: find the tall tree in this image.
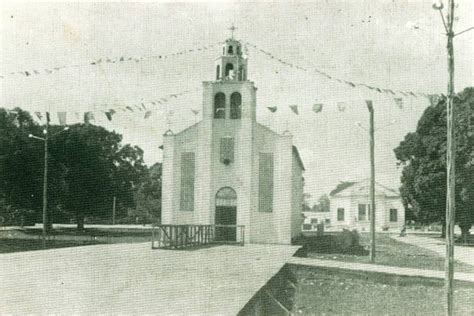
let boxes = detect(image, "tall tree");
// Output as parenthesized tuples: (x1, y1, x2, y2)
(133, 162, 162, 224)
(51, 124, 147, 229)
(0, 108, 65, 226)
(394, 87, 474, 239)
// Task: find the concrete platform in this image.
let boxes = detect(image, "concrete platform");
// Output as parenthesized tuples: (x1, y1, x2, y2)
(0, 242, 299, 314)
(288, 257, 474, 284)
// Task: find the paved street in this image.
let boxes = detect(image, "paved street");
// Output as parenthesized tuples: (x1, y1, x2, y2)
(391, 235, 474, 266)
(0, 242, 298, 314)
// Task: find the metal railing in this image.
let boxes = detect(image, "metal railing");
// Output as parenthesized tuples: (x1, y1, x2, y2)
(151, 224, 245, 249)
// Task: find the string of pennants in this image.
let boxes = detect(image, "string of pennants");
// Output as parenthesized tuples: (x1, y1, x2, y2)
(266, 94, 443, 115)
(0, 43, 220, 79)
(17, 88, 200, 126)
(244, 41, 434, 99)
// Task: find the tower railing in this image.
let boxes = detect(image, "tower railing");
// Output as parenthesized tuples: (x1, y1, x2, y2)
(151, 224, 245, 249)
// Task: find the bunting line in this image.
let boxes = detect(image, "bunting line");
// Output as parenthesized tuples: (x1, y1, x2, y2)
(0, 43, 221, 80)
(245, 41, 430, 99)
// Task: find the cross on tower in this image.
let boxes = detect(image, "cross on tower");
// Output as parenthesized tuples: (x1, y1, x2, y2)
(228, 24, 237, 39)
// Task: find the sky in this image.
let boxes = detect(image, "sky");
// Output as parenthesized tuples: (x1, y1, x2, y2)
(1, 1, 473, 204)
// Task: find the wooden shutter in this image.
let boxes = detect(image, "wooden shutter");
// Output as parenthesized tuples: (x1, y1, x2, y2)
(258, 153, 274, 212)
(180, 152, 195, 212)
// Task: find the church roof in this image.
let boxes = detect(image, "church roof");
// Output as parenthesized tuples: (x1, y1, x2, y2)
(292, 146, 305, 171)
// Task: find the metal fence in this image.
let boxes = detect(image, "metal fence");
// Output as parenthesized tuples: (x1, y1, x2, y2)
(151, 224, 245, 249)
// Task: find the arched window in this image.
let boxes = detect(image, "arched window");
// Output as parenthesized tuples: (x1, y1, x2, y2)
(225, 63, 234, 79)
(216, 65, 220, 80)
(238, 66, 244, 81)
(214, 92, 225, 119)
(236, 46, 241, 55)
(230, 92, 242, 119)
(223, 47, 225, 55)
(228, 45, 233, 54)
(216, 187, 237, 207)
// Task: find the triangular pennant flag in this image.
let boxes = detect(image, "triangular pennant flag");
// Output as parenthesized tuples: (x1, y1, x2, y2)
(46, 112, 51, 123)
(144, 111, 152, 119)
(57, 112, 67, 125)
(109, 109, 116, 115)
(34, 112, 43, 121)
(191, 109, 200, 115)
(312, 104, 323, 113)
(337, 102, 346, 112)
(394, 98, 404, 109)
(125, 106, 134, 112)
(365, 100, 373, 109)
(105, 112, 113, 121)
(84, 112, 94, 124)
(267, 106, 277, 113)
(141, 103, 147, 110)
(427, 94, 440, 106)
(289, 105, 299, 115)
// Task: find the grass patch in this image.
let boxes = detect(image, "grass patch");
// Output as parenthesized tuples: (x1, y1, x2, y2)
(291, 265, 474, 315)
(300, 233, 474, 273)
(0, 238, 102, 254)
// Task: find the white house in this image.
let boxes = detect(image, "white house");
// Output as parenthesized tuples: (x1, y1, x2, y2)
(328, 180, 405, 232)
(301, 211, 331, 231)
(161, 37, 305, 244)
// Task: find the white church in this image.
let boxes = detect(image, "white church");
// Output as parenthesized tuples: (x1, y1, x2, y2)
(161, 36, 305, 244)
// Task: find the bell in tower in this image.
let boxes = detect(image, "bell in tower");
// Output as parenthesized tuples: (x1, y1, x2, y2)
(215, 26, 248, 81)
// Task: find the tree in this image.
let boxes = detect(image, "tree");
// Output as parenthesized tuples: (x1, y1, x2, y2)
(133, 162, 162, 224)
(314, 194, 330, 212)
(303, 193, 312, 212)
(394, 87, 474, 240)
(0, 108, 65, 227)
(52, 124, 147, 230)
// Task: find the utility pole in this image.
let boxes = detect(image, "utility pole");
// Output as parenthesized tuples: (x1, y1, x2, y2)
(432, 0, 473, 313)
(42, 120, 49, 249)
(445, 1, 456, 315)
(367, 100, 376, 263)
(29, 121, 68, 249)
(112, 196, 116, 225)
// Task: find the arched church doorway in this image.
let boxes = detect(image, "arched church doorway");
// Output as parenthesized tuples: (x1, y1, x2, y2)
(215, 187, 237, 241)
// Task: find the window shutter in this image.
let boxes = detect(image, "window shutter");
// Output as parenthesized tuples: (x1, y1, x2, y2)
(258, 153, 274, 212)
(180, 152, 195, 211)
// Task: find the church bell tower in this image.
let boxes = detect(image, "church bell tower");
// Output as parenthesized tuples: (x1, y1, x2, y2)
(215, 37, 248, 82)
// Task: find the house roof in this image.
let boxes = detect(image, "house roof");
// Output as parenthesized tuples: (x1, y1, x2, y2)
(329, 181, 357, 196)
(329, 179, 399, 198)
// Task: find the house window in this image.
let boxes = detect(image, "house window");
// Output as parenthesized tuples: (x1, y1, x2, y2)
(220, 137, 234, 165)
(358, 204, 367, 221)
(258, 153, 274, 212)
(337, 208, 345, 221)
(180, 152, 195, 212)
(303, 224, 312, 231)
(228, 45, 233, 54)
(230, 92, 242, 119)
(216, 65, 220, 80)
(214, 92, 225, 119)
(390, 209, 398, 222)
(325, 218, 330, 225)
(311, 218, 318, 224)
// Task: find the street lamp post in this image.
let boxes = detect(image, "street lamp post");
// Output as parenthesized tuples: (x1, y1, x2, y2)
(29, 124, 68, 248)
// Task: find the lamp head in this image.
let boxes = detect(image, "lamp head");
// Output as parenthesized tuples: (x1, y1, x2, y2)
(42, 129, 47, 135)
(28, 134, 33, 138)
(432, 0, 444, 10)
(64, 126, 69, 131)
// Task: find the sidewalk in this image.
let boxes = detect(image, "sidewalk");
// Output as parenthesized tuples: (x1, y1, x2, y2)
(391, 234, 474, 266)
(287, 256, 474, 284)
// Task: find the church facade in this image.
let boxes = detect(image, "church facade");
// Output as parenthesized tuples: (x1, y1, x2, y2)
(161, 37, 304, 244)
